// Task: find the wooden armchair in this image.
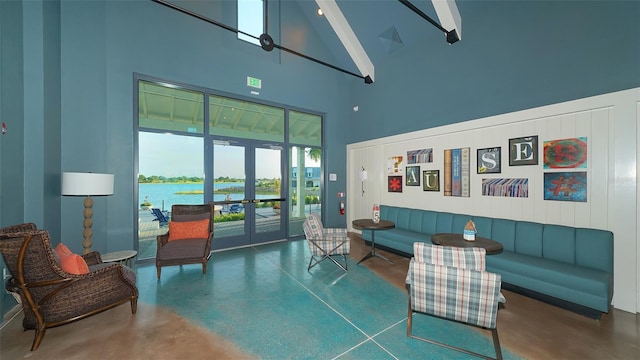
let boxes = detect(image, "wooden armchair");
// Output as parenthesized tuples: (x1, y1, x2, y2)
(0, 228, 138, 351)
(0, 222, 38, 234)
(156, 204, 214, 279)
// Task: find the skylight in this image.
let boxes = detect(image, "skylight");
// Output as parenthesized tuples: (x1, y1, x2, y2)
(237, 0, 263, 46)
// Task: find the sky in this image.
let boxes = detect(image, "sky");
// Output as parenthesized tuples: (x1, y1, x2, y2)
(139, 132, 318, 179)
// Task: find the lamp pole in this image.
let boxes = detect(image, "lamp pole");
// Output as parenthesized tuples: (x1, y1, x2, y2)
(82, 195, 94, 254)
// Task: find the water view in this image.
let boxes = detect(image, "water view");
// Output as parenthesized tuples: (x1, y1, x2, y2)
(139, 182, 280, 210)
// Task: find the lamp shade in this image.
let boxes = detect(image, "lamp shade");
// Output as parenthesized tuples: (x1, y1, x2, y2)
(61, 172, 114, 196)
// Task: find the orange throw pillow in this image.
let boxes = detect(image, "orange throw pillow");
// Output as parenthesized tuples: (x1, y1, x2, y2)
(59, 254, 90, 275)
(55, 243, 73, 257)
(168, 219, 210, 241)
(55, 243, 89, 274)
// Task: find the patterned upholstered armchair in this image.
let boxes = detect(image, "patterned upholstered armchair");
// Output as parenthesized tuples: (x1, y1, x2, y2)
(0, 228, 138, 351)
(0, 222, 38, 234)
(302, 213, 350, 271)
(156, 204, 213, 279)
(406, 242, 504, 360)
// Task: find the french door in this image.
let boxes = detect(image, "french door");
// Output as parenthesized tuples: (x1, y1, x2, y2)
(211, 139, 286, 249)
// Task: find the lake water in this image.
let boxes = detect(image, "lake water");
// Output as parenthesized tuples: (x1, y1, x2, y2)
(139, 182, 265, 210)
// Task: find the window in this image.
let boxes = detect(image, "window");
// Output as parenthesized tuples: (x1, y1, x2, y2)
(136, 76, 323, 256)
(237, 0, 263, 46)
(137, 133, 204, 261)
(209, 94, 284, 141)
(289, 110, 321, 146)
(138, 81, 204, 133)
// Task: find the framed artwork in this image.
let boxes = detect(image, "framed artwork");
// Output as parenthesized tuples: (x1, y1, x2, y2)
(407, 148, 433, 164)
(444, 148, 470, 197)
(543, 137, 588, 169)
(406, 166, 420, 186)
(387, 156, 404, 175)
(477, 147, 501, 174)
(422, 170, 439, 191)
(481, 178, 528, 197)
(388, 176, 403, 192)
(544, 172, 587, 202)
(509, 136, 538, 166)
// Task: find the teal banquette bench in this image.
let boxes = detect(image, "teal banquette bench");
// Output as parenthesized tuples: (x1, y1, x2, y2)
(360, 205, 614, 318)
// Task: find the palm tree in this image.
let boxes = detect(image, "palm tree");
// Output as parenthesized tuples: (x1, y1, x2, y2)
(306, 148, 321, 162)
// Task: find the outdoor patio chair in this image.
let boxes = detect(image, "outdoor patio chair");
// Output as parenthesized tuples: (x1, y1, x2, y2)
(302, 213, 350, 271)
(406, 242, 504, 360)
(156, 204, 214, 279)
(0, 229, 138, 351)
(151, 208, 169, 226)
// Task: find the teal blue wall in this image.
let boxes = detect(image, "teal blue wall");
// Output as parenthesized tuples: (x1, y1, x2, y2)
(0, 0, 62, 320)
(1, 0, 26, 227)
(348, 1, 640, 142)
(56, 0, 352, 256)
(0, 0, 26, 318)
(0, 0, 352, 317)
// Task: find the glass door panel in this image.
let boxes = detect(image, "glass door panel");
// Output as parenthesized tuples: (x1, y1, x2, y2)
(212, 142, 248, 248)
(212, 141, 286, 249)
(253, 146, 285, 242)
(288, 146, 321, 237)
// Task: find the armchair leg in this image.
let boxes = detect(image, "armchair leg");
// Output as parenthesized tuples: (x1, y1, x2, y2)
(491, 328, 503, 360)
(407, 312, 503, 360)
(307, 254, 348, 272)
(31, 328, 46, 351)
(407, 295, 413, 337)
(131, 297, 138, 314)
(156, 265, 161, 279)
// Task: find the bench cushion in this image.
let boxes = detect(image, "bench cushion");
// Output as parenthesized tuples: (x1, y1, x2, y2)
(487, 252, 612, 312)
(368, 205, 614, 314)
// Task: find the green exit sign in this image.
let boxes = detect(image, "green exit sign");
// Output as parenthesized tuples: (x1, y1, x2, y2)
(247, 76, 262, 89)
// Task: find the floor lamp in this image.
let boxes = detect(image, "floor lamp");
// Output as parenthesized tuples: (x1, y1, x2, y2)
(61, 172, 114, 254)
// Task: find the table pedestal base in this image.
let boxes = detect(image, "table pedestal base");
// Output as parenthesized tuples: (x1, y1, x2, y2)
(358, 232, 394, 265)
(357, 250, 393, 264)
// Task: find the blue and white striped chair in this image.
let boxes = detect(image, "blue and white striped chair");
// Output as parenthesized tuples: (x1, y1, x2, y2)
(302, 213, 350, 271)
(406, 242, 504, 360)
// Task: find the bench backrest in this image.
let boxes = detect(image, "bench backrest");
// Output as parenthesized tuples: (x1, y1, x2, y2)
(380, 205, 613, 274)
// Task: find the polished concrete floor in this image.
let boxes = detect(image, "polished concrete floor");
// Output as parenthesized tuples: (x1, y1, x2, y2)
(1, 234, 638, 359)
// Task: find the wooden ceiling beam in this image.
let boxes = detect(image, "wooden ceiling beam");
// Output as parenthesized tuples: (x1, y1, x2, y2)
(315, 0, 375, 83)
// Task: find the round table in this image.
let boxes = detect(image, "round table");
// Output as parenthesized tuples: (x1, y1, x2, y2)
(352, 219, 396, 264)
(431, 233, 503, 254)
(101, 250, 138, 267)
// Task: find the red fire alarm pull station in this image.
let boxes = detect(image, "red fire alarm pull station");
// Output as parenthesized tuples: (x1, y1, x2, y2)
(1, 122, 6, 134)
(337, 192, 345, 215)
